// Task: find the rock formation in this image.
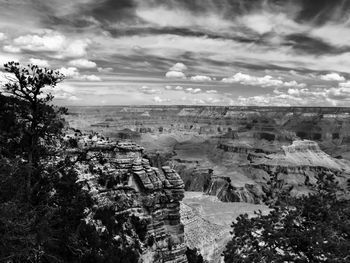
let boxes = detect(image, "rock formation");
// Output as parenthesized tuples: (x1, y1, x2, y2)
(73, 139, 188, 263)
(66, 105, 350, 204)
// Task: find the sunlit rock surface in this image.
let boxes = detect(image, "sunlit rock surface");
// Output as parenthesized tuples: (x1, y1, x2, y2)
(75, 140, 188, 263)
(181, 192, 270, 263)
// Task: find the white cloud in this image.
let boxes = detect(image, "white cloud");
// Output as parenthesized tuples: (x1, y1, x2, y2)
(185, 87, 201, 94)
(97, 67, 113, 73)
(326, 87, 350, 100)
(3, 45, 21, 53)
(165, 85, 172, 90)
(206, 97, 222, 104)
(58, 67, 101, 81)
(68, 58, 96, 68)
(153, 96, 170, 103)
(222, 72, 306, 88)
(320, 73, 345, 81)
(190, 75, 212, 82)
(53, 83, 80, 101)
(170, 62, 187, 72)
(29, 58, 50, 67)
(59, 67, 80, 78)
(135, 6, 232, 33)
(7, 31, 90, 58)
(68, 95, 82, 101)
(165, 70, 186, 79)
(13, 32, 64, 51)
(140, 86, 160, 94)
(0, 32, 6, 41)
(311, 24, 350, 47)
(283, 80, 306, 88)
(175, 86, 183, 90)
(206, 90, 217, 94)
(287, 88, 310, 96)
(80, 75, 101, 81)
(240, 12, 306, 36)
(339, 81, 350, 88)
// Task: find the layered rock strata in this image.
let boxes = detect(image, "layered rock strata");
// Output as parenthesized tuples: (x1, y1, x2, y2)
(206, 140, 350, 204)
(75, 140, 188, 263)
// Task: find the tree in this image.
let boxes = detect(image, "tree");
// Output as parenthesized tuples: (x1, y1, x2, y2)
(1, 61, 66, 201)
(223, 175, 350, 263)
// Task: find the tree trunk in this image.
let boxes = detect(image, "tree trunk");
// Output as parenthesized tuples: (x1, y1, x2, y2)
(27, 149, 32, 201)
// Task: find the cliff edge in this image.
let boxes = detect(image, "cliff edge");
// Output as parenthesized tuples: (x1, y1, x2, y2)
(72, 139, 188, 263)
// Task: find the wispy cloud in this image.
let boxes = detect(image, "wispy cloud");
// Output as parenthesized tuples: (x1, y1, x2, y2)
(1, 0, 350, 105)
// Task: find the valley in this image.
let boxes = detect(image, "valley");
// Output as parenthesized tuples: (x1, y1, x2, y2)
(66, 105, 350, 262)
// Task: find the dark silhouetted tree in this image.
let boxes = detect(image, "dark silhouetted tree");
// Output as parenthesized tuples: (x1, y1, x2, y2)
(1, 61, 66, 201)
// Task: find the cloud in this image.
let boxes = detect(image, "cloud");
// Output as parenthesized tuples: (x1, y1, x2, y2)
(240, 12, 306, 36)
(67, 95, 82, 101)
(7, 30, 90, 58)
(185, 87, 201, 94)
(80, 74, 101, 81)
(153, 96, 170, 103)
(206, 89, 217, 94)
(222, 72, 306, 88)
(190, 75, 212, 82)
(175, 86, 183, 90)
(310, 24, 350, 47)
(97, 67, 113, 73)
(53, 83, 81, 101)
(54, 92, 81, 101)
(326, 87, 350, 100)
(165, 70, 186, 79)
(165, 62, 187, 79)
(135, 6, 232, 33)
(3, 45, 21, 53)
(170, 62, 187, 72)
(59, 67, 101, 81)
(59, 67, 80, 78)
(320, 73, 345, 81)
(287, 88, 310, 96)
(0, 32, 6, 41)
(68, 58, 97, 68)
(140, 86, 160, 94)
(29, 58, 50, 67)
(339, 81, 350, 88)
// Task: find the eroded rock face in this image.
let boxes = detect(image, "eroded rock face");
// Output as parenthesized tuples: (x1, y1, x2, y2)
(205, 176, 264, 204)
(76, 141, 188, 263)
(66, 106, 350, 205)
(205, 140, 350, 204)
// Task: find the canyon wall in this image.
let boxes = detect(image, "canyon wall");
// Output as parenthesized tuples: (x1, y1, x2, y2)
(67, 106, 350, 205)
(67, 106, 350, 153)
(72, 139, 188, 263)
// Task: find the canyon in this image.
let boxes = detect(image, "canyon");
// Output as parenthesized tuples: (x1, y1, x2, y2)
(66, 105, 350, 262)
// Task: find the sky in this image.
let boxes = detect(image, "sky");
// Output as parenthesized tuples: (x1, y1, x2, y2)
(0, 0, 350, 106)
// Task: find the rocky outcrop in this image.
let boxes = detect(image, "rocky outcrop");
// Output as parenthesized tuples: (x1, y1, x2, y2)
(205, 176, 264, 204)
(76, 141, 188, 263)
(180, 203, 228, 263)
(206, 140, 350, 204)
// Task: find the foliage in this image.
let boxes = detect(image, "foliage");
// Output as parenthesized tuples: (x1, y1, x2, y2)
(0, 61, 151, 262)
(224, 174, 350, 263)
(186, 247, 205, 263)
(1, 62, 66, 201)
